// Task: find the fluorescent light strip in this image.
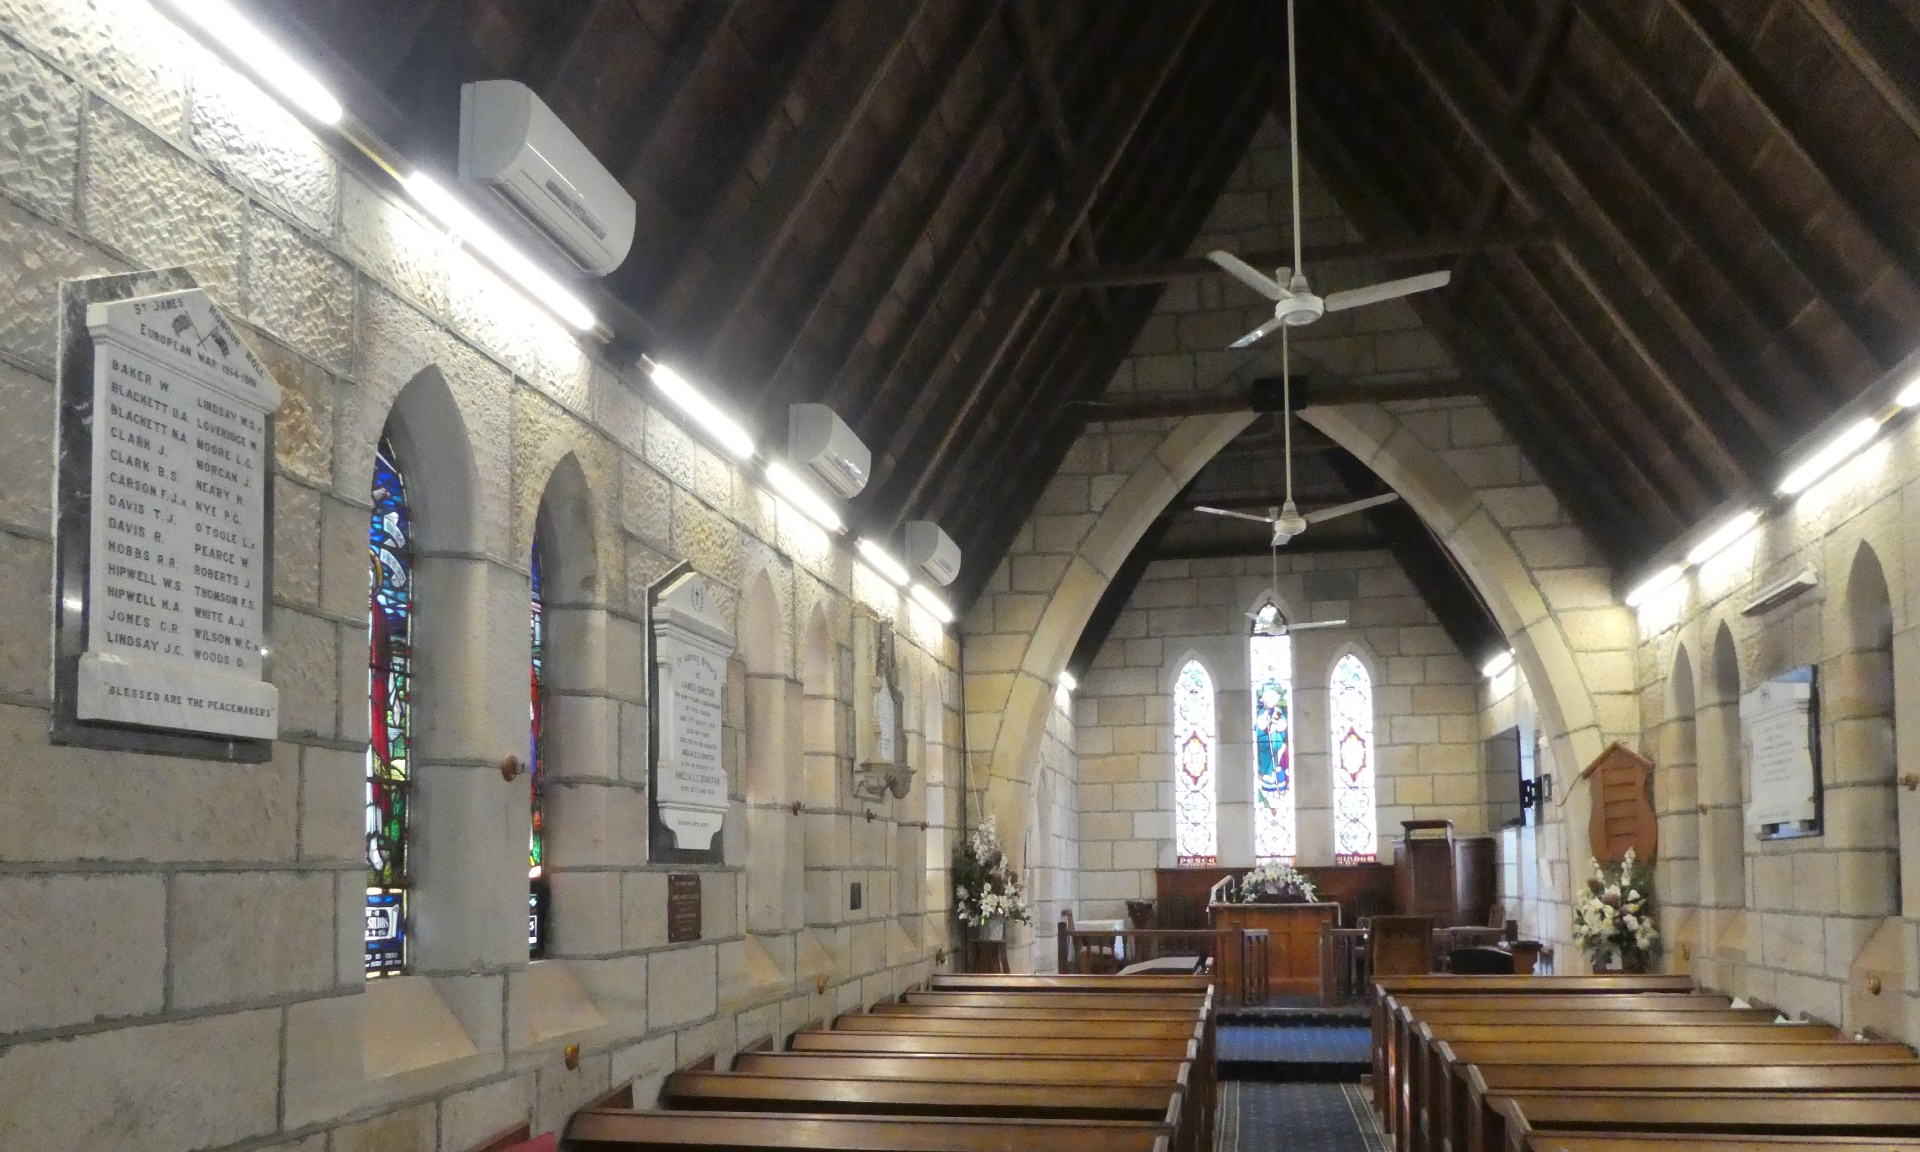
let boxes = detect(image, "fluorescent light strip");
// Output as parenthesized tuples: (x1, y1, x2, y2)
(765, 462, 843, 533)
(158, 0, 343, 125)
(909, 583, 954, 624)
(1058, 670, 1078, 693)
(857, 539, 911, 586)
(1685, 509, 1760, 566)
(404, 174, 596, 331)
(1777, 417, 1881, 496)
(1481, 650, 1514, 679)
(1624, 564, 1685, 609)
(1898, 376, 1920, 408)
(647, 362, 756, 460)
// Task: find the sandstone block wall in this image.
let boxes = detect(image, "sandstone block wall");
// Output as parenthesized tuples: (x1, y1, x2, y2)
(1073, 549, 1480, 916)
(0, 6, 957, 1147)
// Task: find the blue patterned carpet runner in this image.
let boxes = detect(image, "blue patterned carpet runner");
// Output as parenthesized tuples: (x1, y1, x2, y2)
(1217, 1083, 1388, 1152)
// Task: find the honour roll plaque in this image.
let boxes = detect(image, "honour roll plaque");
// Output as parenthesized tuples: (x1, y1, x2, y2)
(76, 288, 281, 739)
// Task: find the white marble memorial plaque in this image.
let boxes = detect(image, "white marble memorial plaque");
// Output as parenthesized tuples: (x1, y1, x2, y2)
(654, 573, 733, 850)
(1742, 667, 1818, 831)
(76, 289, 280, 739)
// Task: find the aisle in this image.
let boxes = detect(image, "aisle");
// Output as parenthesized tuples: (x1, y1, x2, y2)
(1217, 1083, 1388, 1152)
(1217, 1020, 1370, 1080)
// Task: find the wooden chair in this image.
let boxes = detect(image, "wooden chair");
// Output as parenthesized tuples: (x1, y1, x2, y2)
(1371, 915, 1435, 977)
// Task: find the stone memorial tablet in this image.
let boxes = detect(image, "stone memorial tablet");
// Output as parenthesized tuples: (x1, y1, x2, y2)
(75, 288, 280, 739)
(652, 572, 733, 850)
(1743, 665, 1820, 836)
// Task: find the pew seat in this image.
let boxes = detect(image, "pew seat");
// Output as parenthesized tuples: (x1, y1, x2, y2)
(660, 1071, 1181, 1123)
(1492, 1091, 1920, 1152)
(565, 1109, 1175, 1152)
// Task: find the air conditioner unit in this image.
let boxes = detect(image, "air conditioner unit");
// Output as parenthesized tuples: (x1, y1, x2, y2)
(904, 520, 961, 586)
(458, 80, 636, 278)
(788, 404, 870, 498)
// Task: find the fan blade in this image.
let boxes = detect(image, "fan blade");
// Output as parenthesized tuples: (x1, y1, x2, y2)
(1207, 250, 1285, 300)
(1323, 270, 1452, 312)
(1195, 505, 1277, 524)
(1228, 317, 1284, 349)
(1286, 619, 1347, 631)
(1303, 492, 1401, 524)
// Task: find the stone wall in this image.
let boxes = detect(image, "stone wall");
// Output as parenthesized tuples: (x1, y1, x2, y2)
(0, 5, 954, 1147)
(1074, 548, 1479, 917)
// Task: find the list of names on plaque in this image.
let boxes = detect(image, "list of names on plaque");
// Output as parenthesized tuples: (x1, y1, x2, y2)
(77, 289, 281, 739)
(668, 648, 726, 808)
(651, 571, 733, 852)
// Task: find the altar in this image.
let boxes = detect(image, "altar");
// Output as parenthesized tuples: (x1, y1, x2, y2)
(1210, 900, 1340, 999)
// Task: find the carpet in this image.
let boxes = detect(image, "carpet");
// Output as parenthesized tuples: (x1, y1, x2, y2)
(1216, 1082, 1389, 1152)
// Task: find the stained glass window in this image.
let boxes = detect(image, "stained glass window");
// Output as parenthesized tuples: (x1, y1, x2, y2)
(1250, 605, 1295, 861)
(1330, 653, 1377, 864)
(528, 542, 550, 957)
(1172, 661, 1217, 866)
(366, 437, 412, 977)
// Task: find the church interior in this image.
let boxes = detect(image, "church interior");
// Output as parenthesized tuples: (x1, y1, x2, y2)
(6, 0, 1920, 1149)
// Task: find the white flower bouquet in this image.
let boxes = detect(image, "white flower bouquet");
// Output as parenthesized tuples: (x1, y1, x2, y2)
(1235, 860, 1318, 904)
(951, 817, 1030, 928)
(1572, 848, 1659, 971)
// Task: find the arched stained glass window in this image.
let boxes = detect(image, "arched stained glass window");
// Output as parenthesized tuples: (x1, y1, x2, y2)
(1172, 661, 1217, 866)
(1250, 605, 1295, 861)
(1330, 653, 1377, 864)
(366, 437, 412, 978)
(528, 542, 550, 957)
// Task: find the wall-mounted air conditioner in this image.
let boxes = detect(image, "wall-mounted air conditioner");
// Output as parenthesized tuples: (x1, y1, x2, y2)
(905, 520, 960, 586)
(788, 403, 870, 499)
(458, 79, 636, 278)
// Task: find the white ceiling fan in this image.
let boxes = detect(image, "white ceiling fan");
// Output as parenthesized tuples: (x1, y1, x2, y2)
(1248, 599, 1346, 638)
(1195, 490, 1401, 547)
(1209, 0, 1452, 351)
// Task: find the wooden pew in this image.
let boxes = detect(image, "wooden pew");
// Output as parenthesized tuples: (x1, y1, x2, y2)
(1429, 1039, 1920, 1152)
(566, 1109, 1176, 1152)
(1513, 1136, 1920, 1152)
(928, 974, 1213, 994)
(872, 1002, 1201, 1021)
(660, 1071, 1182, 1123)
(833, 1012, 1200, 1039)
(1370, 977, 1701, 1113)
(789, 1031, 1197, 1059)
(1489, 1091, 1920, 1152)
(1378, 995, 1747, 1134)
(1467, 1067, 1920, 1152)
(733, 1050, 1191, 1086)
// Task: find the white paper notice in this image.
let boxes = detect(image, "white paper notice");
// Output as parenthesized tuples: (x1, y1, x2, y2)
(1741, 670, 1816, 830)
(76, 289, 280, 740)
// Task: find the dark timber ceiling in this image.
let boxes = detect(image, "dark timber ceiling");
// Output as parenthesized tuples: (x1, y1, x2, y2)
(258, 0, 1920, 614)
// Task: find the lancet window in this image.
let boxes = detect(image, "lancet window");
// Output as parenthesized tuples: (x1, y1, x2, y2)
(1329, 653, 1376, 864)
(1250, 605, 1295, 861)
(1172, 660, 1217, 866)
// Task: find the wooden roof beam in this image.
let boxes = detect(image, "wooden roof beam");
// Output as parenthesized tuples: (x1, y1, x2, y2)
(1567, 0, 1893, 369)
(661, 0, 928, 348)
(1663, 0, 1920, 290)
(1359, 0, 1776, 483)
(1292, 91, 1652, 562)
(736, 2, 1007, 425)
(830, 7, 1127, 441)
(1463, 0, 1573, 230)
(920, 11, 1259, 528)
(879, 1, 1215, 520)
(1312, 12, 1741, 505)
(1035, 230, 1554, 289)
(1796, 0, 1920, 147)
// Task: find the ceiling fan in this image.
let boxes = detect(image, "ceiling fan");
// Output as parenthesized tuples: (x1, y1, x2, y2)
(1248, 599, 1346, 638)
(1208, 0, 1452, 350)
(1195, 491, 1401, 547)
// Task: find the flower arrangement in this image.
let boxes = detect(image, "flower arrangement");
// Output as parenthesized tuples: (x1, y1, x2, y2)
(1235, 860, 1319, 904)
(951, 817, 1030, 928)
(1573, 849, 1658, 971)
